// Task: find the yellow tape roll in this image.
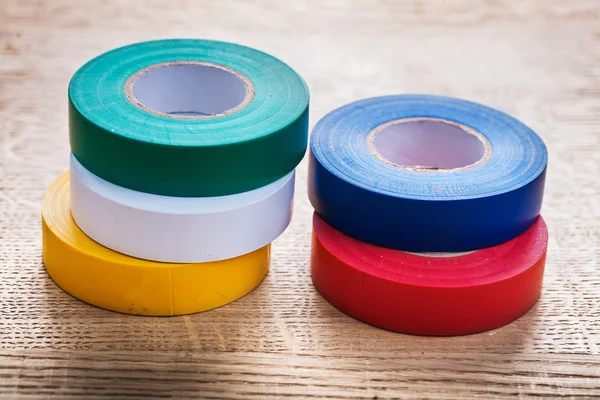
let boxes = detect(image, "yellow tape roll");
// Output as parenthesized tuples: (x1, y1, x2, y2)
(42, 172, 270, 316)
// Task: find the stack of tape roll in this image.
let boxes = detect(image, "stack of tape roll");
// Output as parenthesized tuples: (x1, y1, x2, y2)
(42, 39, 309, 316)
(308, 95, 548, 336)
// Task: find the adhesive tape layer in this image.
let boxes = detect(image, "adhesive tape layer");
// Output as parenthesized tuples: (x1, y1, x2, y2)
(69, 39, 309, 197)
(309, 95, 547, 251)
(42, 173, 270, 316)
(70, 154, 294, 263)
(311, 213, 547, 336)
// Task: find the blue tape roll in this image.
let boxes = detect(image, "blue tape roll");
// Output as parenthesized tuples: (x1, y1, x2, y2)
(308, 95, 547, 251)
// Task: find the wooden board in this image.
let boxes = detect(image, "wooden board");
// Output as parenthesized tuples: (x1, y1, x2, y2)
(0, 0, 599, 398)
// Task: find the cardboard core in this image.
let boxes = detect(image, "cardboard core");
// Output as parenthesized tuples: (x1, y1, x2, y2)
(366, 117, 491, 171)
(125, 61, 254, 119)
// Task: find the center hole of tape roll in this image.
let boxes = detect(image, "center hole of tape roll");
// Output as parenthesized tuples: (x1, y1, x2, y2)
(125, 62, 254, 119)
(367, 118, 490, 171)
(405, 250, 476, 258)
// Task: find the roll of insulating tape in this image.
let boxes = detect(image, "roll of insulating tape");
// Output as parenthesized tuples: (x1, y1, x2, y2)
(311, 213, 547, 336)
(309, 95, 547, 251)
(70, 153, 294, 263)
(42, 173, 269, 316)
(69, 39, 309, 197)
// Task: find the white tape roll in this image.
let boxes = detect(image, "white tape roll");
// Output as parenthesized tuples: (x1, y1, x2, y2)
(70, 154, 294, 263)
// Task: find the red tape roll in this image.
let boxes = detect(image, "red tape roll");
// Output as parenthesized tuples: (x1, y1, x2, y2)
(311, 213, 547, 336)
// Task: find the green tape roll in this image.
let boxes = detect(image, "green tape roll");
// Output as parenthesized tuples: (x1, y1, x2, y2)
(69, 39, 309, 196)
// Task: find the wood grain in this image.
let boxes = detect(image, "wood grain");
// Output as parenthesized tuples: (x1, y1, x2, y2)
(0, 0, 599, 398)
